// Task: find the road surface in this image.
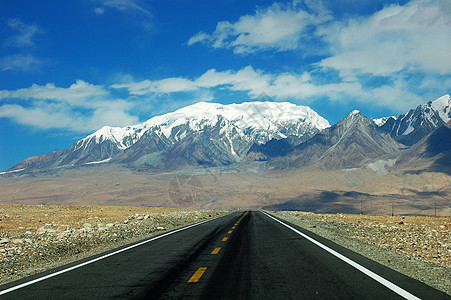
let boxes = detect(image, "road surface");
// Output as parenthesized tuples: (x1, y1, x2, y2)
(0, 211, 448, 299)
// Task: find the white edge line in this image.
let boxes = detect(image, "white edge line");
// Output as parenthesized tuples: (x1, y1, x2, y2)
(260, 210, 420, 300)
(0, 212, 232, 296)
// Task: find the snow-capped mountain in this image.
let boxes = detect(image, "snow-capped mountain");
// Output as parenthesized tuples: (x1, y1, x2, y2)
(7, 101, 330, 171)
(78, 101, 329, 150)
(376, 94, 450, 146)
(6, 95, 449, 174)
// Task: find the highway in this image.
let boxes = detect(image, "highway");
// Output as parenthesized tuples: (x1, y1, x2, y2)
(0, 211, 448, 299)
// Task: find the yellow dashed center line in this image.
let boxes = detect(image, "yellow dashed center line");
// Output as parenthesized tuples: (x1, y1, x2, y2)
(188, 267, 207, 283)
(211, 247, 221, 255)
(187, 213, 248, 284)
(235, 211, 248, 224)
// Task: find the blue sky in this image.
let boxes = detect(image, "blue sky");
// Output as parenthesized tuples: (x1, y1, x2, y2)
(0, 0, 450, 170)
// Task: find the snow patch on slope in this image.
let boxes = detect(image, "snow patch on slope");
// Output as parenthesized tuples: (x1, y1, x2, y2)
(373, 116, 396, 126)
(431, 94, 450, 123)
(84, 158, 112, 165)
(0, 168, 25, 175)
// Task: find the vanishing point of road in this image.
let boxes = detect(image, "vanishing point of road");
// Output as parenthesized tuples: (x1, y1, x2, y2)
(0, 211, 448, 299)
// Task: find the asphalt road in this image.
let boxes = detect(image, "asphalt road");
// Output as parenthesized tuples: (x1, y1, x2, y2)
(0, 211, 448, 299)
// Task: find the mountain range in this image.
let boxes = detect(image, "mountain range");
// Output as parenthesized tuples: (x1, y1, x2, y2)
(3, 94, 450, 175)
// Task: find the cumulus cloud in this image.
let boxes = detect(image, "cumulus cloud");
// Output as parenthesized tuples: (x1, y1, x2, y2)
(0, 66, 433, 133)
(112, 77, 198, 95)
(0, 80, 108, 103)
(189, 0, 450, 83)
(0, 81, 139, 133)
(317, 0, 451, 78)
(184, 0, 450, 111)
(188, 1, 330, 54)
(111, 66, 425, 111)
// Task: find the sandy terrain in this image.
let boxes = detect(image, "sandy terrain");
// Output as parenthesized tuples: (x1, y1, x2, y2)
(0, 165, 449, 215)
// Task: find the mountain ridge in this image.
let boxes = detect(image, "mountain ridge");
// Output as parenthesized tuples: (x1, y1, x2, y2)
(267, 110, 402, 170)
(376, 94, 450, 146)
(6, 101, 329, 172)
(3, 95, 450, 175)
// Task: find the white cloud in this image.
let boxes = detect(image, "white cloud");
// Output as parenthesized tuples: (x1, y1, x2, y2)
(110, 66, 425, 112)
(91, 0, 153, 30)
(187, 1, 329, 54)
(187, 32, 211, 46)
(92, 0, 152, 18)
(196, 67, 271, 94)
(317, 0, 451, 77)
(112, 77, 198, 95)
(0, 80, 107, 101)
(5, 18, 43, 48)
(1, 19, 43, 72)
(0, 103, 139, 133)
(94, 7, 105, 14)
(0, 81, 139, 133)
(189, 0, 450, 81)
(0, 64, 437, 133)
(184, 0, 450, 112)
(0, 104, 78, 130)
(0, 54, 41, 72)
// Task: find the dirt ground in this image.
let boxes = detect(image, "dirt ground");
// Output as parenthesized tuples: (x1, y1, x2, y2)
(281, 212, 450, 268)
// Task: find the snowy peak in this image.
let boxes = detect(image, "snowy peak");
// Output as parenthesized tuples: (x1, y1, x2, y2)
(78, 125, 144, 150)
(144, 101, 330, 140)
(373, 116, 397, 127)
(79, 101, 330, 150)
(378, 94, 450, 146)
(7, 101, 330, 171)
(337, 109, 372, 128)
(430, 94, 450, 123)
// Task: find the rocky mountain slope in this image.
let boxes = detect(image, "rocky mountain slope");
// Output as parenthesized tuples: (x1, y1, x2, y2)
(267, 110, 402, 169)
(395, 122, 451, 174)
